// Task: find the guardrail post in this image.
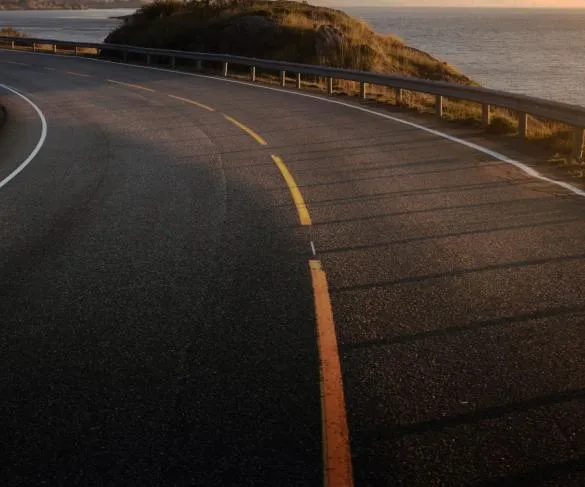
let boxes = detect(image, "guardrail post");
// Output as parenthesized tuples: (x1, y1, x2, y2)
(11, 41, 15, 50)
(359, 82, 367, 100)
(74, 45, 79, 56)
(435, 95, 443, 119)
(518, 112, 528, 138)
(123, 51, 128, 63)
(572, 127, 584, 161)
(33, 42, 37, 52)
(223, 62, 229, 77)
(171, 56, 176, 69)
(482, 104, 491, 128)
(52, 44, 57, 54)
(250, 66, 256, 82)
(280, 70, 286, 87)
(395, 88, 403, 106)
(146, 54, 152, 65)
(327, 77, 334, 95)
(296, 73, 301, 89)
(196, 59, 203, 70)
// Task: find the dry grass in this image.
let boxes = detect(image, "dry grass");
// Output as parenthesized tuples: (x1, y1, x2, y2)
(4, 2, 578, 179)
(108, 0, 473, 83)
(0, 27, 26, 37)
(314, 79, 578, 176)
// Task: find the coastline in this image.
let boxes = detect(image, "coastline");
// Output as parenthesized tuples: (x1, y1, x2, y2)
(0, 7, 86, 11)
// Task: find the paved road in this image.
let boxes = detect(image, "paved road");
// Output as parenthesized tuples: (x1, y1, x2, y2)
(1, 50, 585, 487)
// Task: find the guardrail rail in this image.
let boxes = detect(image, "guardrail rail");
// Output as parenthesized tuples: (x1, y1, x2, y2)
(1, 35, 583, 160)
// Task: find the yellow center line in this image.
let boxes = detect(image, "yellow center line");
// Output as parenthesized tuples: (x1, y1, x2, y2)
(271, 155, 312, 226)
(66, 71, 93, 78)
(223, 114, 268, 146)
(309, 260, 354, 487)
(168, 94, 215, 112)
(106, 79, 155, 93)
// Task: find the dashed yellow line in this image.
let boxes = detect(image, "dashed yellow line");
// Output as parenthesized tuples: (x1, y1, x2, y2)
(106, 79, 155, 93)
(223, 114, 268, 146)
(309, 260, 354, 487)
(66, 71, 92, 78)
(271, 155, 312, 226)
(168, 94, 215, 112)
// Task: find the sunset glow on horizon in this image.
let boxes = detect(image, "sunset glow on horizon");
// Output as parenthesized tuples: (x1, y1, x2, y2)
(315, 0, 585, 7)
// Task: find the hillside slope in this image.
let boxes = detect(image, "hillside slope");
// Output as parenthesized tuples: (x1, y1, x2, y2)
(105, 0, 473, 84)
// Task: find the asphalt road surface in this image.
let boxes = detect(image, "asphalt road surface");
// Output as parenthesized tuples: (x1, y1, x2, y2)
(1, 50, 585, 487)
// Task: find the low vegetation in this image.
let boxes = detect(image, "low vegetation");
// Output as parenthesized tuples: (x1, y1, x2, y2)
(344, 84, 577, 168)
(0, 27, 26, 37)
(106, 0, 473, 84)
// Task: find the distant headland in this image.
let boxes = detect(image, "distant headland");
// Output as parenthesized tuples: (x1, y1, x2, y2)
(0, 0, 144, 10)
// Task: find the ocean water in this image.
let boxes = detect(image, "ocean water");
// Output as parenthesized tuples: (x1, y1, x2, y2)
(1, 7, 584, 107)
(347, 7, 585, 107)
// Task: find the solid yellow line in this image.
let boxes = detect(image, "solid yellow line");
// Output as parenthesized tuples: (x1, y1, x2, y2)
(309, 260, 354, 487)
(271, 155, 312, 226)
(66, 71, 92, 78)
(168, 94, 215, 112)
(107, 79, 155, 92)
(223, 114, 267, 146)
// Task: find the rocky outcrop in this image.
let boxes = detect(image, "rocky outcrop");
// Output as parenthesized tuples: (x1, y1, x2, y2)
(104, 1, 474, 85)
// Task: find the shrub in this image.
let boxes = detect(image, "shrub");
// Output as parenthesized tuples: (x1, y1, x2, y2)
(487, 115, 517, 135)
(0, 27, 26, 37)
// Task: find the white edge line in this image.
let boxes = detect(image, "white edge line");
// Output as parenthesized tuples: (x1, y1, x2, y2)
(3, 49, 585, 198)
(310, 240, 317, 257)
(0, 83, 48, 189)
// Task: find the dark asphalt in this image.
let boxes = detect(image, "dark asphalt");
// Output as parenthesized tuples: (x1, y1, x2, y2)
(1, 50, 585, 487)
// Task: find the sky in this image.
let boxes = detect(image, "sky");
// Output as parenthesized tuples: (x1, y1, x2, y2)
(313, 1, 585, 7)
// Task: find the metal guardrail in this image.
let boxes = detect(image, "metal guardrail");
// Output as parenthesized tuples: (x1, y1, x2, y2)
(1, 35, 584, 159)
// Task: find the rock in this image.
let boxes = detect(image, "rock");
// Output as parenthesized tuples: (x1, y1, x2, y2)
(315, 24, 344, 60)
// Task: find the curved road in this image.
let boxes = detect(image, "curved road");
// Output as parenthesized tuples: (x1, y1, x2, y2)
(1, 50, 585, 487)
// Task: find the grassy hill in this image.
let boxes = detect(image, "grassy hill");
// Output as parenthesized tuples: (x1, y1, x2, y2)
(104, 0, 577, 174)
(105, 0, 473, 85)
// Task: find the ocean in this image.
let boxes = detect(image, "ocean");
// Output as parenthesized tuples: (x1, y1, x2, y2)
(0, 9, 133, 43)
(347, 7, 585, 107)
(1, 7, 584, 107)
